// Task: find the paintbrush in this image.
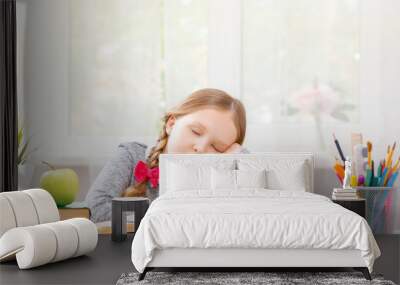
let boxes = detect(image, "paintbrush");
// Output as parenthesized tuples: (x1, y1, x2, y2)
(367, 141, 372, 168)
(386, 142, 396, 168)
(333, 133, 346, 163)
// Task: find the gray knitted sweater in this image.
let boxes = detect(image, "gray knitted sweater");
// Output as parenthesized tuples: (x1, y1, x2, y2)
(85, 141, 249, 223)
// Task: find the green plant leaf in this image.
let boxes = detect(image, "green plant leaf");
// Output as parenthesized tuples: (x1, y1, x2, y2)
(331, 110, 349, 122)
(18, 135, 32, 165)
(17, 125, 38, 165)
(18, 142, 29, 165)
(22, 147, 39, 163)
(18, 126, 23, 146)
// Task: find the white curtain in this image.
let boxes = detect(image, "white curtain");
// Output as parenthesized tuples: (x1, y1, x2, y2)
(69, 0, 209, 137)
(69, 0, 360, 137)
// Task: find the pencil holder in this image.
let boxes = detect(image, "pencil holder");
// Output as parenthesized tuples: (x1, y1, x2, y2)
(356, 187, 395, 233)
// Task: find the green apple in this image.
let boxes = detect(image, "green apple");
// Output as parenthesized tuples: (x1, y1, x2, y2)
(40, 161, 80, 207)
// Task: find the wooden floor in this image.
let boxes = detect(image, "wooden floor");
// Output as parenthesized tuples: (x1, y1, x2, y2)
(0, 234, 398, 284)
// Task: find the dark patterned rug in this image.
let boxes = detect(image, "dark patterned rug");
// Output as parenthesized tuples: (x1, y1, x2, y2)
(116, 271, 396, 285)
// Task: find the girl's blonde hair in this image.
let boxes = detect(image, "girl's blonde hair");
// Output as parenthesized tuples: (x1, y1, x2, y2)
(123, 88, 246, 197)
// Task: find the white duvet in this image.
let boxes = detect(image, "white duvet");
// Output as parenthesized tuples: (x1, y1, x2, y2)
(131, 190, 380, 273)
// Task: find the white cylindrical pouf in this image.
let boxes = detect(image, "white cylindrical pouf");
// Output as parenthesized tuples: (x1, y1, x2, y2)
(42, 221, 79, 262)
(0, 196, 17, 237)
(1, 192, 39, 227)
(24, 189, 60, 223)
(0, 226, 57, 269)
(64, 218, 98, 257)
(0, 190, 98, 269)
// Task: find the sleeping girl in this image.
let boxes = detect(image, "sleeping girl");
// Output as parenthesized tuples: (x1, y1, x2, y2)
(85, 88, 248, 223)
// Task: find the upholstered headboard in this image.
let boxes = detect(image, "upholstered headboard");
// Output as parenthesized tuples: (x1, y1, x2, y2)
(159, 153, 314, 195)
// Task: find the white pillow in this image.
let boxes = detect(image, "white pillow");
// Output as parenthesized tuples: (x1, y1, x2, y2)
(167, 162, 211, 191)
(211, 168, 267, 190)
(266, 161, 306, 191)
(211, 168, 236, 190)
(165, 158, 236, 193)
(236, 169, 267, 188)
(238, 158, 307, 191)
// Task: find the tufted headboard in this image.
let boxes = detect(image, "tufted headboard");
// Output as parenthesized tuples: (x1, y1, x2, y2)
(159, 153, 314, 195)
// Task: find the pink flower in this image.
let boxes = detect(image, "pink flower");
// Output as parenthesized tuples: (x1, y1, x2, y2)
(289, 82, 339, 115)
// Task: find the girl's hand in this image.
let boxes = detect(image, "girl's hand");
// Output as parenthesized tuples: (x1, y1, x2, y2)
(121, 184, 146, 197)
(223, 143, 242, 154)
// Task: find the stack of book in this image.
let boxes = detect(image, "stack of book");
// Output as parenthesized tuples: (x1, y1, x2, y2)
(58, 202, 136, 234)
(332, 188, 360, 200)
(95, 220, 135, 235)
(58, 201, 90, 220)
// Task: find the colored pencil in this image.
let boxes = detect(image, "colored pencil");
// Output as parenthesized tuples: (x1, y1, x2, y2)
(393, 156, 400, 172)
(371, 160, 375, 178)
(387, 171, 399, 187)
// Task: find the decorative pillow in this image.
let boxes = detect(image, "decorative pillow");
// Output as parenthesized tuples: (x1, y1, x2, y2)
(211, 168, 236, 190)
(266, 161, 306, 191)
(167, 162, 211, 191)
(211, 168, 267, 190)
(165, 158, 236, 193)
(236, 169, 267, 188)
(237, 158, 308, 191)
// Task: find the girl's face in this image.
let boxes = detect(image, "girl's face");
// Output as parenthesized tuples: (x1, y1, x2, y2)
(164, 108, 238, 154)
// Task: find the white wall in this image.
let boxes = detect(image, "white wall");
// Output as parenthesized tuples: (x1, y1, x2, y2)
(17, 0, 399, 232)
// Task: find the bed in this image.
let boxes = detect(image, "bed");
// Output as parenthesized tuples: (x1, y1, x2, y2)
(131, 153, 381, 281)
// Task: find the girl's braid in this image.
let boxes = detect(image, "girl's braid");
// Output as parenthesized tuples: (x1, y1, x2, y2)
(123, 115, 169, 197)
(146, 114, 169, 168)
